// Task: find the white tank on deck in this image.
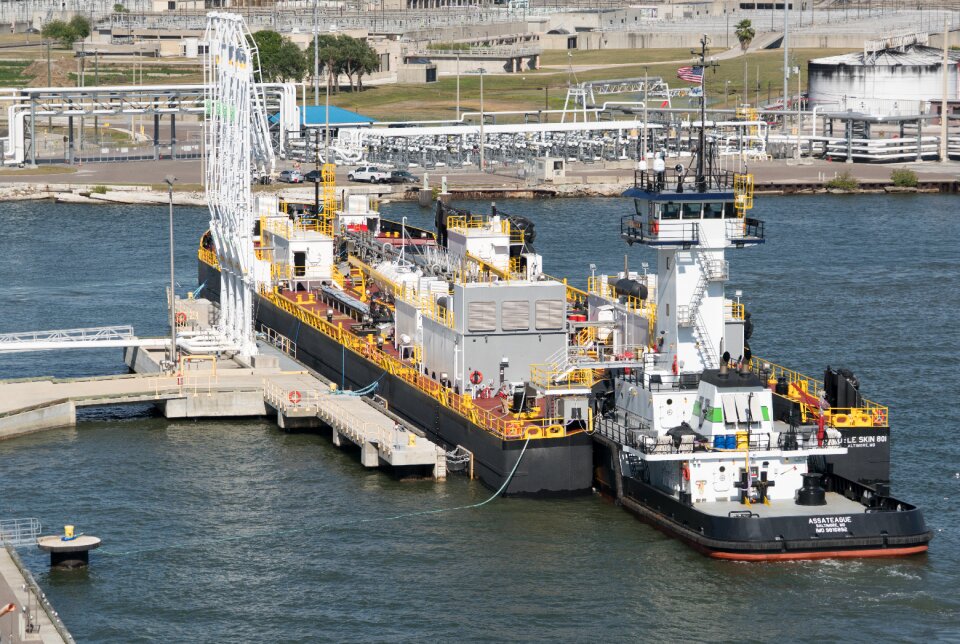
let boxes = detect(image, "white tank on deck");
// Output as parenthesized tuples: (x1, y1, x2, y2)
(808, 37, 959, 117)
(183, 38, 199, 59)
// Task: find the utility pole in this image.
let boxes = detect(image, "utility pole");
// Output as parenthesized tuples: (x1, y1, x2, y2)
(313, 0, 319, 105)
(783, 0, 790, 111)
(164, 175, 178, 370)
(642, 65, 648, 161)
(325, 56, 332, 161)
(479, 68, 485, 171)
(456, 53, 460, 120)
(941, 17, 949, 162)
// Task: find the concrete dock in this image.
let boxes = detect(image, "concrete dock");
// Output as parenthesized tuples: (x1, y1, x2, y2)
(0, 336, 447, 479)
(0, 544, 72, 643)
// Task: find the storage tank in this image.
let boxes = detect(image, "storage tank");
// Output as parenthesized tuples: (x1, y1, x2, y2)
(808, 38, 959, 117)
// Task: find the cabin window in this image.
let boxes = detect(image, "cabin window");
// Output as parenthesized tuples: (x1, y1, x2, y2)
(501, 300, 530, 331)
(535, 299, 565, 330)
(661, 202, 681, 220)
(681, 202, 702, 219)
(634, 199, 646, 217)
(722, 202, 737, 218)
(703, 202, 725, 219)
(467, 301, 497, 332)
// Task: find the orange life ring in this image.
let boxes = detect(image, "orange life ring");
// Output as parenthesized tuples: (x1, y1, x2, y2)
(470, 370, 483, 385)
(651, 219, 660, 235)
(175, 311, 187, 326)
(681, 462, 691, 481)
(288, 390, 302, 404)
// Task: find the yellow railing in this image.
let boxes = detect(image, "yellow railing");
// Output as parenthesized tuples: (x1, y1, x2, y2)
(330, 264, 346, 290)
(726, 301, 745, 320)
(262, 215, 333, 239)
(749, 356, 889, 428)
(198, 246, 219, 268)
(587, 276, 655, 317)
(446, 215, 509, 233)
(529, 364, 596, 390)
(734, 173, 754, 217)
(396, 288, 455, 329)
(262, 288, 572, 441)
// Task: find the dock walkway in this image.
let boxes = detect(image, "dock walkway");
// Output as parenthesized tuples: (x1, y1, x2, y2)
(0, 544, 71, 644)
(0, 343, 446, 478)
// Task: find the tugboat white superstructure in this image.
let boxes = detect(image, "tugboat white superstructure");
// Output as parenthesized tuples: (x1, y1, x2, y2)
(590, 37, 930, 560)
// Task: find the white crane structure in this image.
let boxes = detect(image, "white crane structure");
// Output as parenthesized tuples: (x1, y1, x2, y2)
(203, 12, 276, 358)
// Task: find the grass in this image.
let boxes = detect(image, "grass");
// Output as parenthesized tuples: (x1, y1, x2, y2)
(826, 170, 859, 191)
(540, 48, 703, 66)
(0, 60, 31, 85)
(330, 48, 850, 121)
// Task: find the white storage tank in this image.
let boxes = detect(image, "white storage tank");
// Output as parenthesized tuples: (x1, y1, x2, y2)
(808, 36, 959, 117)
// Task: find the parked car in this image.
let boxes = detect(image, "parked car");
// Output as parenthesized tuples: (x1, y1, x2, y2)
(277, 169, 304, 183)
(347, 166, 391, 183)
(386, 170, 418, 184)
(303, 169, 321, 183)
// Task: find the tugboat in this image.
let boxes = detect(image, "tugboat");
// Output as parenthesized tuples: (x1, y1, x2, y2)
(590, 37, 931, 560)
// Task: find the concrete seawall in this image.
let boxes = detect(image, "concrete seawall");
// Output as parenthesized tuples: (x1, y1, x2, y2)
(0, 400, 76, 441)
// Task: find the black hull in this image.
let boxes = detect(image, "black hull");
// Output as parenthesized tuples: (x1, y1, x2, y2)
(199, 260, 593, 496)
(592, 437, 931, 560)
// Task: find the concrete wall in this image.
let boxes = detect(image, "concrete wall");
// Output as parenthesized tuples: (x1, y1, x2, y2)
(0, 401, 76, 441)
(162, 391, 268, 418)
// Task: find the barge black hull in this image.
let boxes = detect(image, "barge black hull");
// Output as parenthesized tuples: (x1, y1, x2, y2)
(592, 437, 931, 561)
(199, 260, 593, 496)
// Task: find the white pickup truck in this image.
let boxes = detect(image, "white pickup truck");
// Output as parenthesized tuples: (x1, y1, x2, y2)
(347, 166, 392, 183)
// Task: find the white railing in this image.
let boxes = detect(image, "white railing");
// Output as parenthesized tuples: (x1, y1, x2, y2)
(0, 518, 41, 547)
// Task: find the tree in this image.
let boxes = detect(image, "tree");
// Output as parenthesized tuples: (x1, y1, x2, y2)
(250, 30, 307, 82)
(340, 35, 379, 92)
(306, 35, 380, 93)
(42, 15, 91, 48)
(113, 3, 129, 13)
(735, 19, 756, 52)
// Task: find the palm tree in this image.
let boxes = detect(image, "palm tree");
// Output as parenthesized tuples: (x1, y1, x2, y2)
(735, 19, 756, 52)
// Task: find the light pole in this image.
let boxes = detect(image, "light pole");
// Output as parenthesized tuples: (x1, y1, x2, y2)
(164, 175, 177, 369)
(473, 67, 486, 171)
(456, 53, 460, 120)
(313, 0, 319, 106)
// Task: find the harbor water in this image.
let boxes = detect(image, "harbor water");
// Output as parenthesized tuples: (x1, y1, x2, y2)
(0, 195, 958, 642)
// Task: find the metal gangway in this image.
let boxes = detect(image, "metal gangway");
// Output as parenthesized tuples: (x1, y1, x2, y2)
(0, 325, 168, 353)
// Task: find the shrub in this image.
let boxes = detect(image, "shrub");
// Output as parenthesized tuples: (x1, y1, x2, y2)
(91, 185, 108, 194)
(890, 168, 918, 187)
(825, 171, 859, 191)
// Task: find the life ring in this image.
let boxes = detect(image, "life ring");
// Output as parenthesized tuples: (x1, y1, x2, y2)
(288, 390, 302, 404)
(681, 462, 691, 481)
(651, 219, 660, 235)
(504, 424, 522, 439)
(175, 311, 187, 326)
(470, 370, 483, 385)
(672, 354, 679, 375)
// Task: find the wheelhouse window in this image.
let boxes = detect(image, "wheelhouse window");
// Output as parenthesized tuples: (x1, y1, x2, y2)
(703, 202, 725, 219)
(681, 202, 702, 219)
(723, 202, 737, 218)
(660, 202, 681, 220)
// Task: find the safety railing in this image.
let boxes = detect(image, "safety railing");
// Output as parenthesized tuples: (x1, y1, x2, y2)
(262, 214, 333, 239)
(750, 357, 889, 428)
(0, 517, 41, 547)
(621, 215, 701, 247)
(725, 217, 764, 244)
(446, 214, 509, 234)
(264, 288, 575, 441)
(734, 172, 754, 215)
(587, 276, 655, 316)
(725, 301, 745, 320)
(529, 363, 596, 391)
(259, 324, 297, 358)
(198, 246, 219, 268)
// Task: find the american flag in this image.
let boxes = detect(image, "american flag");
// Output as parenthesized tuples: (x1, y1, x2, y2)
(677, 65, 704, 84)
